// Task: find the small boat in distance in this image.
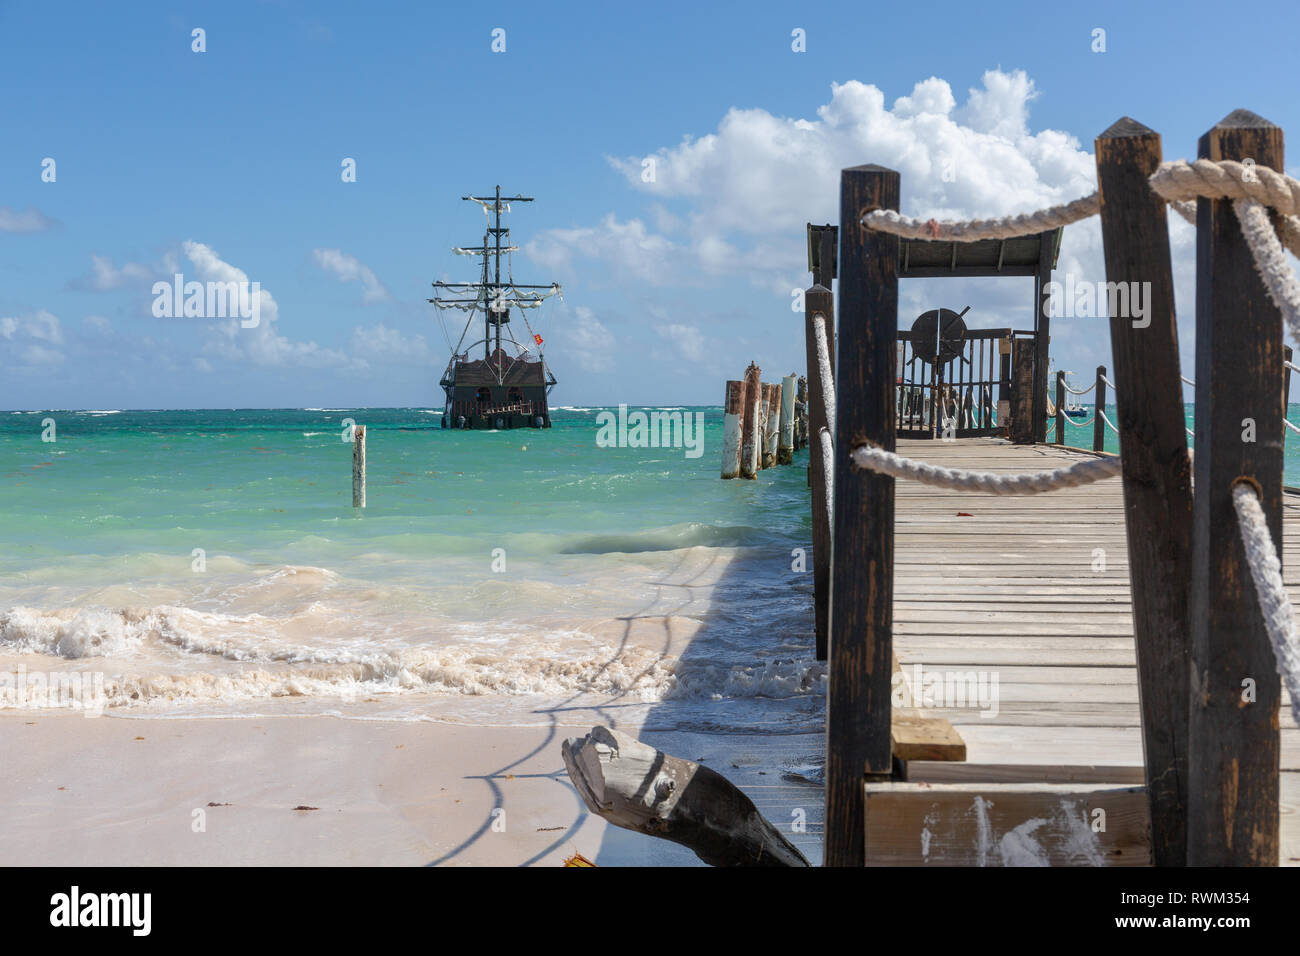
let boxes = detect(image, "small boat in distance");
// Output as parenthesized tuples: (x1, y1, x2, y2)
(1056, 368, 1089, 419)
(430, 186, 563, 430)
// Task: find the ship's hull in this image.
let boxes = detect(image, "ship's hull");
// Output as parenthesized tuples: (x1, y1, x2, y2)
(442, 407, 551, 430)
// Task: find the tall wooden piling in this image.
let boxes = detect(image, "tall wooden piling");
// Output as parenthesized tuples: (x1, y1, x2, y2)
(762, 384, 781, 469)
(778, 374, 796, 465)
(352, 425, 366, 508)
(721, 379, 746, 479)
(739, 362, 762, 479)
(1009, 340, 1035, 444)
(1054, 370, 1066, 445)
(804, 284, 835, 662)
(1092, 366, 1107, 453)
(1095, 117, 1193, 866)
(825, 165, 898, 867)
(1187, 110, 1284, 867)
(796, 375, 809, 450)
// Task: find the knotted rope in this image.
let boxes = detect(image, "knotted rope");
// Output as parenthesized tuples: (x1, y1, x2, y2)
(850, 443, 1121, 494)
(1231, 481, 1300, 724)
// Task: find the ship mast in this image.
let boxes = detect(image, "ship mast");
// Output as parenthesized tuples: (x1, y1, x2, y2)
(429, 185, 561, 386)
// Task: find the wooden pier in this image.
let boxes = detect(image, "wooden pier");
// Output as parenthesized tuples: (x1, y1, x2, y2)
(880, 437, 1299, 864)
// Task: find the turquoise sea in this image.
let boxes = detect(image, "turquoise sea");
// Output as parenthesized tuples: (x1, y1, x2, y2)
(2, 403, 1295, 730)
(0, 407, 821, 731)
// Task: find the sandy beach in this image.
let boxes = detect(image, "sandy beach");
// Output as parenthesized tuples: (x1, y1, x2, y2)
(0, 713, 823, 866)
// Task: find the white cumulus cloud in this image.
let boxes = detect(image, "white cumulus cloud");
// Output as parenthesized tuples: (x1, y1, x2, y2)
(312, 248, 389, 303)
(183, 240, 353, 369)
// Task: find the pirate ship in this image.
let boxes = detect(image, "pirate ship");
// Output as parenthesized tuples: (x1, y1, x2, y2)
(430, 186, 562, 430)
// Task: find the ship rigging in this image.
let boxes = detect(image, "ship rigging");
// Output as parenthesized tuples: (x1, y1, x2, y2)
(430, 186, 562, 430)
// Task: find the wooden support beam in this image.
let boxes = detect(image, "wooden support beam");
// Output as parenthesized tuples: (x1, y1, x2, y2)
(825, 165, 898, 867)
(888, 651, 966, 762)
(1033, 230, 1055, 443)
(804, 285, 834, 662)
(863, 783, 1150, 866)
(1094, 117, 1193, 867)
(1188, 109, 1284, 866)
(1009, 340, 1035, 444)
(1055, 370, 1066, 445)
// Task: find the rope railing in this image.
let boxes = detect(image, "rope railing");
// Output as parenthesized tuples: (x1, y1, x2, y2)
(813, 313, 836, 437)
(819, 426, 835, 517)
(1098, 407, 1120, 434)
(850, 442, 1121, 494)
(862, 157, 1300, 350)
(1231, 481, 1300, 724)
(1061, 379, 1097, 396)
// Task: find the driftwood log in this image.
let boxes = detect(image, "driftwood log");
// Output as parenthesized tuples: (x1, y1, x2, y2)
(561, 726, 810, 867)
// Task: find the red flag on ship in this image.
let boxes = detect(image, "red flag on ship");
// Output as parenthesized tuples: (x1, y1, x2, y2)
(533, 333, 544, 347)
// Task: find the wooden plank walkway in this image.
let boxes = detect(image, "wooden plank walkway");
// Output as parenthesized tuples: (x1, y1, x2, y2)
(888, 437, 1299, 864)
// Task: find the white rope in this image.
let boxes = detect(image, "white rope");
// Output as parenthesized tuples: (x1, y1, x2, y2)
(1285, 418, 1300, 436)
(1169, 200, 1198, 227)
(819, 426, 834, 518)
(1070, 413, 1097, 429)
(1149, 159, 1300, 221)
(1149, 159, 1300, 343)
(1186, 427, 1195, 438)
(850, 443, 1121, 494)
(1062, 380, 1096, 396)
(862, 194, 1100, 242)
(1181, 374, 1196, 387)
(1231, 482, 1300, 725)
(813, 313, 836, 436)
(1099, 373, 1117, 392)
(1286, 360, 1300, 375)
(1045, 392, 1057, 418)
(1232, 198, 1300, 343)
(1098, 407, 1119, 434)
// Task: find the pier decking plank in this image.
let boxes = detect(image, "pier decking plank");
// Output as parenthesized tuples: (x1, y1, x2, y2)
(886, 437, 1300, 863)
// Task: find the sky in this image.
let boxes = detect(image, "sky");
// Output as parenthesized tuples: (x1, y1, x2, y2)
(2, 0, 1298, 410)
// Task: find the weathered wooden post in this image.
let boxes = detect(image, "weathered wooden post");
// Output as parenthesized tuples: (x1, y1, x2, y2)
(739, 362, 762, 479)
(778, 374, 796, 465)
(796, 375, 809, 449)
(352, 424, 366, 508)
(1095, 117, 1193, 866)
(1055, 370, 1066, 445)
(1092, 366, 1107, 452)
(1187, 109, 1284, 867)
(759, 382, 774, 468)
(1009, 339, 1035, 444)
(826, 165, 898, 867)
(762, 384, 781, 468)
(1034, 230, 1055, 443)
(721, 379, 746, 479)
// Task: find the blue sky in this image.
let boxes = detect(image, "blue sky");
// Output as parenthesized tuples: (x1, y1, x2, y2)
(2, 0, 1298, 409)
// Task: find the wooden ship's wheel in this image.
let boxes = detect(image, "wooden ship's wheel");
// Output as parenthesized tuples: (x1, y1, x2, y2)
(910, 306, 970, 365)
(908, 306, 972, 432)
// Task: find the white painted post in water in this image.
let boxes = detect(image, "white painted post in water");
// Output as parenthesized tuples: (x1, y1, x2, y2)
(739, 362, 762, 479)
(352, 425, 366, 508)
(721, 379, 746, 479)
(778, 374, 796, 465)
(761, 384, 780, 469)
